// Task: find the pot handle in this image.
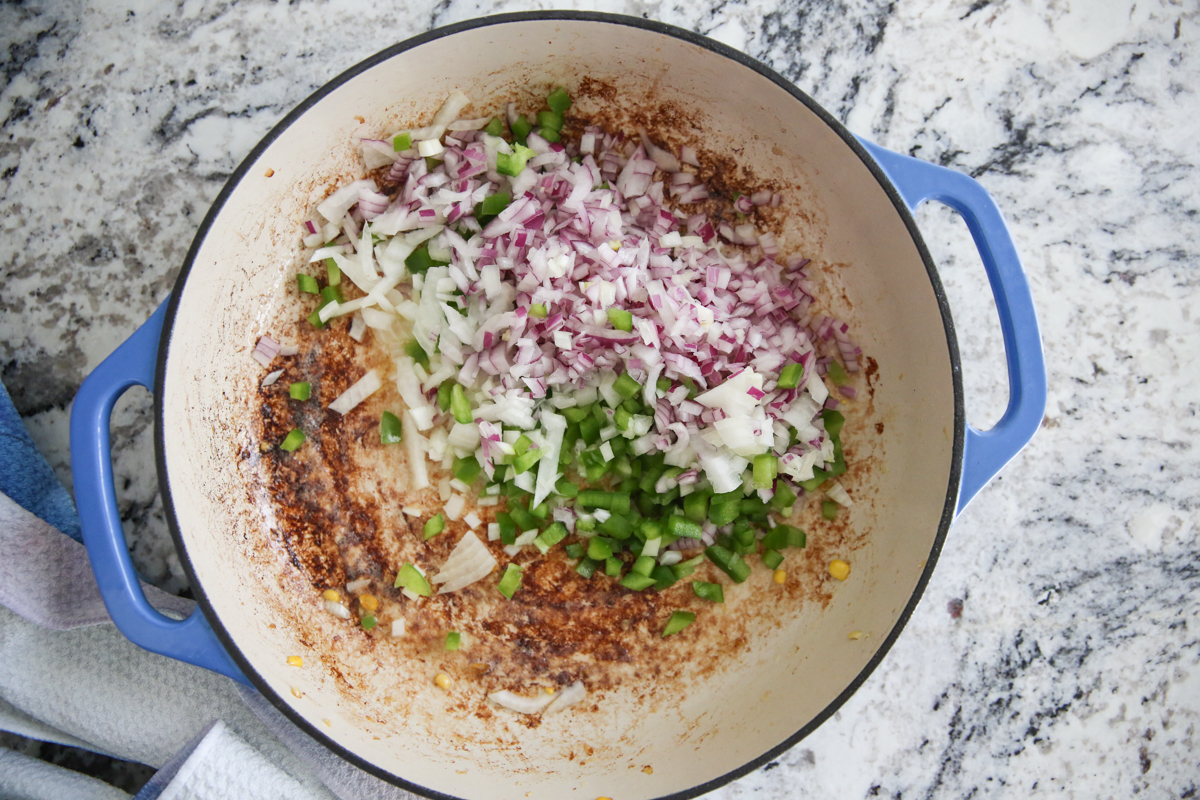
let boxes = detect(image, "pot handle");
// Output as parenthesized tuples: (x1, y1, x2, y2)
(857, 139, 1047, 515)
(69, 301, 249, 685)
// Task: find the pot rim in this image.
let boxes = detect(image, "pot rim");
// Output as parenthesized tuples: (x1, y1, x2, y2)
(154, 11, 965, 798)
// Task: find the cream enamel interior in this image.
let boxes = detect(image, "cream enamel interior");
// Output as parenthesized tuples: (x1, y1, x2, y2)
(159, 18, 957, 800)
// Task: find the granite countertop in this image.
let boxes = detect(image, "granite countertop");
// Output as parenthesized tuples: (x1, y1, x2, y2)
(2, 1, 1197, 797)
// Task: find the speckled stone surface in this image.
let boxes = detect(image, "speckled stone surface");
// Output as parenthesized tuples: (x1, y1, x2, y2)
(2, 0, 1197, 797)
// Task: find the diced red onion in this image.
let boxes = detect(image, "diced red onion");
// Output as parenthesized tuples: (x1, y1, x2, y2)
(252, 336, 280, 367)
(301, 99, 860, 502)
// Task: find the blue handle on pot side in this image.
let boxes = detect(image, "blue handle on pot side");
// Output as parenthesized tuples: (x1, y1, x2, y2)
(68, 302, 248, 685)
(858, 138, 1047, 515)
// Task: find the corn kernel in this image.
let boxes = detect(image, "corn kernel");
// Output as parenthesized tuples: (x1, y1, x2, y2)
(322, 718, 332, 727)
(359, 594, 378, 612)
(848, 630, 867, 640)
(290, 686, 303, 698)
(543, 686, 555, 694)
(287, 655, 303, 667)
(773, 569, 786, 584)
(435, 672, 453, 690)
(829, 559, 851, 581)
(322, 589, 340, 602)
(642, 765, 654, 775)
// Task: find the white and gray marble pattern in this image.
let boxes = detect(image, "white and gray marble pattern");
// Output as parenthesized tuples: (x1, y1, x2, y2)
(1, 0, 1197, 797)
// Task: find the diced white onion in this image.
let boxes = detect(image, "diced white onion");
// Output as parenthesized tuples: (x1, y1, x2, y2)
(712, 416, 771, 458)
(695, 368, 763, 418)
(444, 493, 466, 521)
(417, 139, 444, 158)
(348, 313, 367, 342)
(488, 689, 557, 715)
(362, 306, 396, 331)
(543, 681, 587, 715)
(779, 450, 819, 483)
(826, 481, 854, 507)
(694, 443, 748, 494)
(403, 412, 430, 490)
(261, 369, 284, 387)
(391, 619, 406, 638)
(433, 531, 498, 593)
(513, 468, 535, 493)
(345, 578, 371, 593)
(805, 373, 829, 406)
(532, 411, 566, 509)
(323, 600, 351, 619)
(430, 91, 471, 133)
(447, 422, 481, 453)
(328, 369, 381, 415)
(317, 179, 378, 225)
(447, 116, 491, 131)
(408, 406, 437, 431)
(360, 139, 398, 168)
(318, 299, 342, 323)
(627, 416, 653, 437)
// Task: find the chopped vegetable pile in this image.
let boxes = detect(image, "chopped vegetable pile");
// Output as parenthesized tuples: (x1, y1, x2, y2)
(263, 87, 863, 710)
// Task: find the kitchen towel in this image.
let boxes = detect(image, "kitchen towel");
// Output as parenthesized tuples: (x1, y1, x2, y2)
(0, 486, 194, 631)
(132, 720, 326, 800)
(0, 746, 131, 800)
(0, 374, 81, 542)
(0, 377, 415, 800)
